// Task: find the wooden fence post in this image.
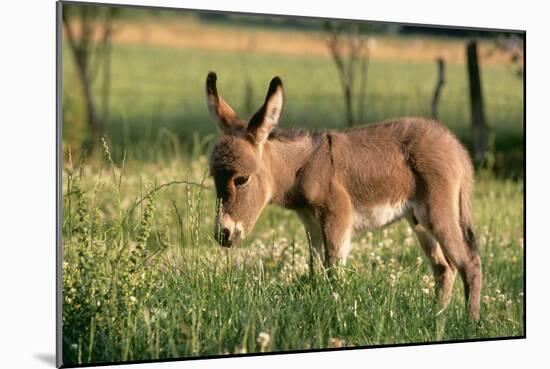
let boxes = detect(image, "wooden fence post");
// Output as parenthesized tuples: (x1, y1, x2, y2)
(466, 41, 489, 165)
(431, 58, 446, 120)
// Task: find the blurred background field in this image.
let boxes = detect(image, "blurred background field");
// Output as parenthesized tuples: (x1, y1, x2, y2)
(60, 3, 524, 366)
(62, 6, 524, 176)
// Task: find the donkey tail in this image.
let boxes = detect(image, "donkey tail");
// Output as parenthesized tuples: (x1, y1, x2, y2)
(459, 179, 477, 252)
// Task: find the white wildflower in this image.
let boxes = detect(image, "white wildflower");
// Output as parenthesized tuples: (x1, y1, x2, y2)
(234, 346, 247, 354)
(389, 273, 397, 287)
(330, 337, 344, 348)
(257, 332, 271, 352)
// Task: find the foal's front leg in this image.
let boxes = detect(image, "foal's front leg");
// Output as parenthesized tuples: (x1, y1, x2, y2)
(297, 210, 326, 273)
(320, 180, 354, 268)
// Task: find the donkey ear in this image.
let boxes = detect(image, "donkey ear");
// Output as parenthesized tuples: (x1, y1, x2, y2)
(205, 72, 246, 134)
(247, 76, 284, 145)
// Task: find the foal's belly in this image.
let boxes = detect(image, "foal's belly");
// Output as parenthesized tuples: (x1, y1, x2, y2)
(352, 202, 410, 231)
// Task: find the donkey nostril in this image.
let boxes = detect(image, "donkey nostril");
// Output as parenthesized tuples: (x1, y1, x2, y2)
(221, 227, 231, 242)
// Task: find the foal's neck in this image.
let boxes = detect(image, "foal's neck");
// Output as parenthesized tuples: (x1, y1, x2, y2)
(265, 132, 320, 208)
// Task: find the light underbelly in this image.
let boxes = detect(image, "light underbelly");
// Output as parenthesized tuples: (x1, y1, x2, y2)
(352, 202, 409, 231)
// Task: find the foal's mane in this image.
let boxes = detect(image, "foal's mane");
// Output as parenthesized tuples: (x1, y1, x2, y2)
(268, 127, 324, 142)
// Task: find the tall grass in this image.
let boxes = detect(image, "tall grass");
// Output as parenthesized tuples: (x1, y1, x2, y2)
(61, 141, 524, 366)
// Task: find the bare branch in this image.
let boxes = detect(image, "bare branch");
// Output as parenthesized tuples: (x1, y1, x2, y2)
(324, 21, 370, 127)
(62, 10, 78, 53)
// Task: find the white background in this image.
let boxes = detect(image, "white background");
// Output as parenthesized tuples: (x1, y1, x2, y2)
(0, 0, 547, 368)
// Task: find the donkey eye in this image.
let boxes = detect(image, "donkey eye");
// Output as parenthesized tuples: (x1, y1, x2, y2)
(234, 175, 250, 187)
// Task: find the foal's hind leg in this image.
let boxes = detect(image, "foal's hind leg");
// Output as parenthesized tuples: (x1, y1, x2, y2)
(407, 215, 456, 309)
(423, 189, 482, 320)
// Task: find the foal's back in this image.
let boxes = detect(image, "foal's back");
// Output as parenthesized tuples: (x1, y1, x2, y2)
(328, 117, 473, 208)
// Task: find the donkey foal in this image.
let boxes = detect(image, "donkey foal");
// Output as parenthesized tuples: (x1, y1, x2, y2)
(205, 72, 482, 320)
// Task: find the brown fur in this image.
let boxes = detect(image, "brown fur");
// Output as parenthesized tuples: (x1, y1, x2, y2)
(205, 72, 482, 320)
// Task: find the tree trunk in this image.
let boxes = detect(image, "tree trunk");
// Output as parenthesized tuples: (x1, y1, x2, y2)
(74, 51, 104, 147)
(466, 41, 489, 165)
(62, 6, 115, 152)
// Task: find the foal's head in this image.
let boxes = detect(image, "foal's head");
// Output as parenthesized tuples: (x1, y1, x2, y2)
(206, 72, 284, 247)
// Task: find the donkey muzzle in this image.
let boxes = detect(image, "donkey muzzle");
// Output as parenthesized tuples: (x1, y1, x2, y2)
(215, 213, 244, 247)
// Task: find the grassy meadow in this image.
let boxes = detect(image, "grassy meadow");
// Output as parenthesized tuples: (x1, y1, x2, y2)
(61, 12, 524, 366)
